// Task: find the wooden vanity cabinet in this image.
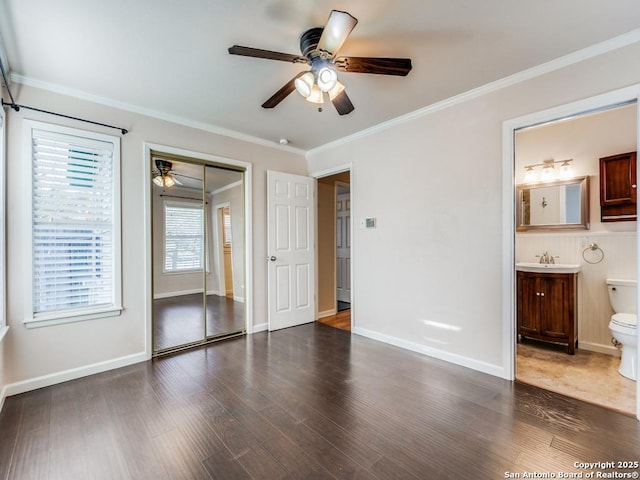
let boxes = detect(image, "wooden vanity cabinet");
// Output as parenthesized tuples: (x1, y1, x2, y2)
(599, 151, 637, 222)
(517, 270, 578, 354)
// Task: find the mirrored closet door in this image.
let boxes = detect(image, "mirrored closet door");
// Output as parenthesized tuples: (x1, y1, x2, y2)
(151, 154, 246, 355)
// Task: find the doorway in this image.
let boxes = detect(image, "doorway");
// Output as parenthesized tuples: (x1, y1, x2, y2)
(504, 88, 640, 418)
(149, 149, 249, 355)
(316, 170, 352, 331)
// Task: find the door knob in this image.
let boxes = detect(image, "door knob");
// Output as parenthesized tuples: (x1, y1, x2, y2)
(269, 256, 277, 262)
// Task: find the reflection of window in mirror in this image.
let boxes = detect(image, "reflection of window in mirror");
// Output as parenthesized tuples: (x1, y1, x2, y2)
(164, 201, 205, 273)
(223, 207, 232, 247)
(516, 176, 590, 231)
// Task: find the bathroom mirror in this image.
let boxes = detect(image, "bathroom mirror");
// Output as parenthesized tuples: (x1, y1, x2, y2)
(516, 176, 590, 231)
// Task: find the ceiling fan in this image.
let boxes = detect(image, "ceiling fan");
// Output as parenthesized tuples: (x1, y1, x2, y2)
(152, 159, 182, 188)
(228, 10, 412, 115)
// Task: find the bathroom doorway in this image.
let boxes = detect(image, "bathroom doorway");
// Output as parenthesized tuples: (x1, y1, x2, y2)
(508, 94, 638, 417)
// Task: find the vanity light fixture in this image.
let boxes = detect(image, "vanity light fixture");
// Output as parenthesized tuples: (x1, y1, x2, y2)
(523, 158, 573, 183)
(540, 160, 555, 181)
(558, 160, 573, 179)
(524, 166, 537, 183)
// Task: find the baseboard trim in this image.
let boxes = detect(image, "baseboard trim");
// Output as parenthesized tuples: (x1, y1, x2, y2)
(318, 309, 337, 319)
(0, 385, 6, 413)
(579, 340, 621, 357)
(252, 322, 268, 333)
(4, 351, 148, 397)
(153, 289, 220, 300)
(353, 327, 505, 378)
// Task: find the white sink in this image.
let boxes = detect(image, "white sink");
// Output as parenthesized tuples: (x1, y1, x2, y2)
(515, 262, 580, 274)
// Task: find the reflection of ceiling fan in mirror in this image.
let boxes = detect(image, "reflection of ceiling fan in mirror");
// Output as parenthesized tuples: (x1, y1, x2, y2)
(228, 10, 412, 115)
(152, 159, 202, 188)
(152, 159, 182, 188)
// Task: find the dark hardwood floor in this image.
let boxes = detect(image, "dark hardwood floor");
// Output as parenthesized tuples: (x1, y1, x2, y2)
(153, 293, 245, 351)
(2, 323, 640, 479)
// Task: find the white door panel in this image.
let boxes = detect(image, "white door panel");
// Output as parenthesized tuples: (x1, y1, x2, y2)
(268, 171, 315, 331)
(336, 193, 351, 303)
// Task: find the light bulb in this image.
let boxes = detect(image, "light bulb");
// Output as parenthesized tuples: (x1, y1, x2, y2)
(316, 67, 337, 92)
(328, 80, 345, 101)
(524, 166, 537, 183)
(540, 165, 555, 181)
(294, 72, 314, 98)
(306, 84, 324, 104)
(558, 160, 573, 179)
(164, 175, 176, 188)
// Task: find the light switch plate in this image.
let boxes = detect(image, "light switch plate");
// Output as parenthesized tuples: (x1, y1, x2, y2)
(360, 217, 376, 229)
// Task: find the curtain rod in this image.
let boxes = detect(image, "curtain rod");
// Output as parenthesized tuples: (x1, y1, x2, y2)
(159, 194, 208, 204)
(0, 57, 128, 135)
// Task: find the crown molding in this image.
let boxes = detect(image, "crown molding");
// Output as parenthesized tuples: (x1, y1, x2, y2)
(9, 73, 307, 156)
(8, 28, 640, 159)
(307, 28, 640, 158)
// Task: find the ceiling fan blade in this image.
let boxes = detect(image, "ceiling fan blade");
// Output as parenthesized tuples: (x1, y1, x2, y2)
(317, 10, 358, 58)
(334, 56, 412, 76)
(228, 45, 307, 64)
(262, 72, 306, 109)
(331, 89, 354, 116)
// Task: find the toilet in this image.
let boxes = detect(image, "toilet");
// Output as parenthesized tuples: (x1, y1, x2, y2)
(606, 279, 637, 380)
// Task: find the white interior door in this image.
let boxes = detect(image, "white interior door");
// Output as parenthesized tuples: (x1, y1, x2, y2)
(336, 193, 351, 303)
(267, 171, 315, 331)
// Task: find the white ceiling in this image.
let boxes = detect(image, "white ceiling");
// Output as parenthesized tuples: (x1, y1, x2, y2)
(1, 0, 639, 152)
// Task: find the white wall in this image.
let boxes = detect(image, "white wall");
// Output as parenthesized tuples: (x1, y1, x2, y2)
(3, 83, 306, 392)
(515, 105, 637, 354)
(308, 42, 640, 377)
(211, 183, 245, 301)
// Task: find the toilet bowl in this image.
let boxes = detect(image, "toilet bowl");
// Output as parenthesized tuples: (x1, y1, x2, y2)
(606, 279, 637, 380)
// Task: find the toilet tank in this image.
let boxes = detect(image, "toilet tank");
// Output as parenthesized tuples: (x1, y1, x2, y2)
(606, 279, 637, 314)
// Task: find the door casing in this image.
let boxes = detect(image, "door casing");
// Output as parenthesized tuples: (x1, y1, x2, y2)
(143, 143, 253, 357)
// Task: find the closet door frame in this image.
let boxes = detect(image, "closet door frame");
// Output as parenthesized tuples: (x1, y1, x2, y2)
(144, 143, 253, 358)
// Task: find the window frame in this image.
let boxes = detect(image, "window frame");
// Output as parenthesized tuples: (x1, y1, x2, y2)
(162, 199, 207, 275)
(24, 120, 122, 328)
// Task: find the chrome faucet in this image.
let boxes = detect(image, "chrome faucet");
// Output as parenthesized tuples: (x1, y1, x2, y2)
(537, 251, 556, 264)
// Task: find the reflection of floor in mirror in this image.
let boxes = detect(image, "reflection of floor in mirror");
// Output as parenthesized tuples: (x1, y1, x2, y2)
(153, 293, 245, 351)
(517, 340, 635, 417)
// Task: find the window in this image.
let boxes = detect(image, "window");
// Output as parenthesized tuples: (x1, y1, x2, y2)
(164, 201, 205, 273)
(222, 207, 232, 247)
(25, 121, 121, 327)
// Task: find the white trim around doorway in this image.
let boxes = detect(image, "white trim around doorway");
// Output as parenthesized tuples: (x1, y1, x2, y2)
(143, 143, 253, 359)
(502, 84, 640, 419)
(311, 163, 354, 332)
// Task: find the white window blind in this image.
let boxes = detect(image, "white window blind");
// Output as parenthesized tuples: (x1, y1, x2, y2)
(164, 202, 205, 272)
(223, 208, 232, 247)
(27, 122, 121, 325)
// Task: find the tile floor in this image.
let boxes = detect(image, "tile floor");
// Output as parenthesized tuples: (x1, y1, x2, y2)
(516, 340, 636, 417)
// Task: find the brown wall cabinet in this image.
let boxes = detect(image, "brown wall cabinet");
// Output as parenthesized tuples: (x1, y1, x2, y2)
(599, 151, 637, 222)
(517, 270, 578, 354)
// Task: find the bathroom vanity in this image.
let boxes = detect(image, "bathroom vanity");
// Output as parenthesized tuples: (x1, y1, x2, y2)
(516, 267, 579, 354)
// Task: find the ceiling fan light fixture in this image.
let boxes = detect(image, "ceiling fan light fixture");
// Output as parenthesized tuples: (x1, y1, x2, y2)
(294, 72, 314, 98)
(153, 174, 164, 187)
(327, 80, 346, 101)
(163, 175, 176, 188)
(306, 84, 324, 104)
(316, 67, 338, 92)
